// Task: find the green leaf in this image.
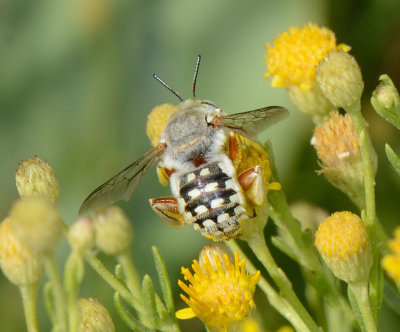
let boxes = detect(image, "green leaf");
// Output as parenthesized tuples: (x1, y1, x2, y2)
(152, 246, 175, 316)
(142, 274, 159, 329)
(383, 280, 400, 315)
(371, 74, 400, 129)
(369, 246, 384, 322)
(113, 292, 150, 332)
(385, 144, 400, 176)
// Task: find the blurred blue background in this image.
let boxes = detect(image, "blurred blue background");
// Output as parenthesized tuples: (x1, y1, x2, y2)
(1, 0, 400, 330)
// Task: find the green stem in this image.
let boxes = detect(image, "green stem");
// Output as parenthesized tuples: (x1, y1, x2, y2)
(20, 284, 39, 332)
(86, 254, 135, 305)
(349, 281, 377, 332)
(227, 240, 311, 332)
(44, 254, 68, 332)
(118, 251, 142, 298)
(64, 252, 84, 332)
(346, 103, 376, 227)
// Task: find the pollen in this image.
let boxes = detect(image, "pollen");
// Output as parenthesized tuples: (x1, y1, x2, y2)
(315, 211, 372, 284)
(146, 103, 177, 147)
(265, 23, 350, 91)
(382, 227, 400, 286)
(176, 252, 260, 332)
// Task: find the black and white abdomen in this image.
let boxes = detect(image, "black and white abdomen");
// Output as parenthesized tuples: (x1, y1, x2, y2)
(170, 155, 249, 241)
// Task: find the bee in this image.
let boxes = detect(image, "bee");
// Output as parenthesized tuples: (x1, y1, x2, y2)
(79, 56, 288, 241)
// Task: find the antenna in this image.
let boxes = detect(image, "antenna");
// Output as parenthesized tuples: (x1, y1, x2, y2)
(153, 74, 183, 102)
(192, 55, 201, 99)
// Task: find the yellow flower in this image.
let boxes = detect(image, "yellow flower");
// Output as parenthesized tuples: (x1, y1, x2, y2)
(265, 23, 349, 91)
(315, 211, 372, 284)
(176, 252, 260, 332)
(382, 226, 400, 286)
(146, 103, 177, 147)
(0, 218, 43, 286)
(265, 23, 350, 118)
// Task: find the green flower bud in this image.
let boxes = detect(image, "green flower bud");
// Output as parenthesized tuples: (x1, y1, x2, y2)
(316, 51, 364, 110)
(67, 217, 95, 253)
(79, 297, 115, 332)
(93, 206, 133, 256)
(9, 197, 63, 256)
(16, 156, 60, 204)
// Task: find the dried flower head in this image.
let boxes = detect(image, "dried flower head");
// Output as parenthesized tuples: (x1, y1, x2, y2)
(146, 103, 177, 147)
(311, 111, 376, 207)
(9, 197, 63, 256)
(93, 206, 133, 256)
(265, 23, 350, 118)
(16, 155, 60, 204)
(315, 211, 372, 284)
(79, 297, 115, 332)
(176, 252, 260, 332)
(0, 218, 43, 286)
(382, 227, 400, 286)
(316, 51, 364, 110)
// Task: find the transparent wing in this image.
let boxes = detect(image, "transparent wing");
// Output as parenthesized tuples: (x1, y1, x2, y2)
(211, 106, 289, 137)
(79, 144, 166, 215)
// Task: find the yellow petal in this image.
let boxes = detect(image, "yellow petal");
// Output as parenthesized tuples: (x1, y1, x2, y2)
(175, 307, 196, 320)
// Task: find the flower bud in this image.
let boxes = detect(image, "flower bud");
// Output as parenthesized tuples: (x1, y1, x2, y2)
(67, 217, 95, 253)
(0, 218, 44, 286)
(316, 51, 364, 110)
(311, 112, 376, 208)
(9, 197, 63, 256)
(146, 103, 177, 147)
(79, 297, 115, 332)
(371, 74, 400, 129)
(198, 244, 227, 272)
(16, 155, 60, 204)
(315, 211, 372, 284)
(93, 206, 133, 256)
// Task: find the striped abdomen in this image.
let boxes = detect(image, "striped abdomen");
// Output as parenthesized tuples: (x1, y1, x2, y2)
(176, 161, 248, 241)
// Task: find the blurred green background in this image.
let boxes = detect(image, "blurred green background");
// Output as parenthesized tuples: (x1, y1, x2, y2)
(1, 0, 400, 331)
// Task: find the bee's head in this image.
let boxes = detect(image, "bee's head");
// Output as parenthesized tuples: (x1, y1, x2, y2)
(162, 99, 220, 161)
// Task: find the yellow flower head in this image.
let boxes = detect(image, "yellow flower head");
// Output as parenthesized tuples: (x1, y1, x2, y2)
(315, 211, 372, 284)
(382, 226, 400, 286)
(265, 23, 350, 91)
(0, 218, 43, 286)
(146, 103, 177, 147)
(176, 252, 260, 332)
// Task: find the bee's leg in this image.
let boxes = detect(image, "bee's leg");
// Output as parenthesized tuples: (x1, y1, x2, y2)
(149, 197, 185, 228)
(157, 164, 175, 186)
(237, 166, 265, 206)
(228, 132, 242, 165)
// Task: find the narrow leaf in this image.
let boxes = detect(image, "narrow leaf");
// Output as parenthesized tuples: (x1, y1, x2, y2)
(113, 292, 149, 332)
(142, 274, 159, 329)
(385, 144, 400, 176)
(152, 246, 175, 315)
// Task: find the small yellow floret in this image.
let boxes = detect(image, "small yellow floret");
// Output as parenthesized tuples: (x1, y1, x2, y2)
(265, 23, 350, 91)
(146, 103, 177, 147)
(315, 211, 372, 284)
(382, 227, 400, 286)
(176, 252, 260, 332)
